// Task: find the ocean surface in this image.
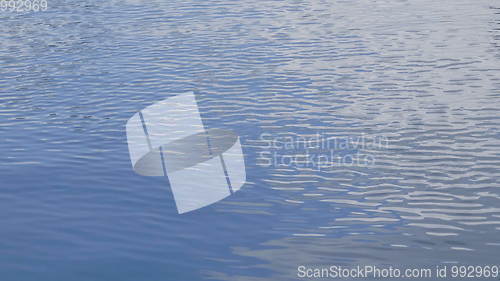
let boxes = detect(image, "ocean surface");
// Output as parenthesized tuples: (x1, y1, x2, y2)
(1, 0, 500, 280)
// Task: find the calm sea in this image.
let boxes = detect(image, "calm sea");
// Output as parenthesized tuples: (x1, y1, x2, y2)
(1, 0, 500, 280)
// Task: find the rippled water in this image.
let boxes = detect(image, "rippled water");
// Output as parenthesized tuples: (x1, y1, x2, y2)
(1, 0, 500, 280)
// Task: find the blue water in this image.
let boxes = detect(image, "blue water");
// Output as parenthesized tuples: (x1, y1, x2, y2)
(1, 0, 500, 280)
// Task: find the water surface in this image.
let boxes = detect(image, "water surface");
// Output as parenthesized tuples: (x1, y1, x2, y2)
(1, 0, 500, 280)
